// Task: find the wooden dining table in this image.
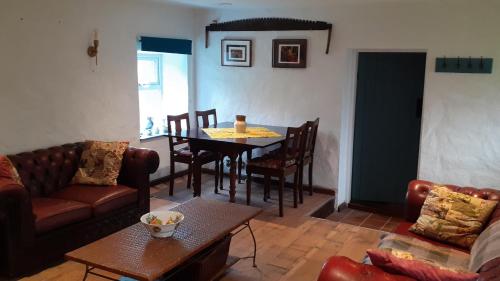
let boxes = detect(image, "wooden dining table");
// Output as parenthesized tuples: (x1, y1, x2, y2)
(164, 122, 287, 203)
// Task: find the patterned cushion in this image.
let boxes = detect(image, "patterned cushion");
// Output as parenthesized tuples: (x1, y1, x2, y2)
(247, 157, 295, 169)
(0, 155, 23, 186)
(410, 186, 498, 248)
(71, 141, 129, 186)
(469, 220, 500, 272)
(367, 233, 478, 281)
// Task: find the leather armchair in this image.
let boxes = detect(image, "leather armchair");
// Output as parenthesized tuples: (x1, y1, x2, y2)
(318, 180, 500, 281)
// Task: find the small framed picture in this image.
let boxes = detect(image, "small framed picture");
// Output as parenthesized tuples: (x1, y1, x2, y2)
(221, 39, 252, 67)
(272, 39, 307, 68)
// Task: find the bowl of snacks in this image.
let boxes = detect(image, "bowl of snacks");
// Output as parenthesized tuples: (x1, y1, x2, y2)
(140, 211, 184, 238)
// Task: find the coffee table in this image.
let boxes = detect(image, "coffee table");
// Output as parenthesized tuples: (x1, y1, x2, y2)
(65, 198, 262, 281)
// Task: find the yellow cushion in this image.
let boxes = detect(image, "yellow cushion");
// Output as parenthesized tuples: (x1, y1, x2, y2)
(71, 141, 129, 186)
(410, 186, 498, 248)
(0, 155, 23, 186)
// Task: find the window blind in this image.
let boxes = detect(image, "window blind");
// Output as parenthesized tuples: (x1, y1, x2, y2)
(139, 36, 192, 55)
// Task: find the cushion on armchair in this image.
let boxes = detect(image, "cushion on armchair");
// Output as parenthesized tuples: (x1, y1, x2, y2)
(409, 186, 497, 248)
(71, 141, 129, 186)
(367, 233, 478, 281)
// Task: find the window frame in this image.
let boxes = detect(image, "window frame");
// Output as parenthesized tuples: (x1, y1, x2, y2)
(137, 53, 162, 91)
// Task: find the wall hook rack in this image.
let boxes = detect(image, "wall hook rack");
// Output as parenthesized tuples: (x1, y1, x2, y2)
(205, 18, 333, 54)
(435, 56, 492, 73)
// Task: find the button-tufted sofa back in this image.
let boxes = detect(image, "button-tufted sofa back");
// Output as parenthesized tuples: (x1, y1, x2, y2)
(406, 180, 500, 227)
(7, 143, 84, 197)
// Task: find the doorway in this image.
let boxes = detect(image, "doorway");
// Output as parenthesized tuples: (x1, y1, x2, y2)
(350, 52, 426, 214)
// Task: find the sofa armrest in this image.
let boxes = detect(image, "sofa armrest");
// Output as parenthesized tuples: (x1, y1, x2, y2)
(0, 178, 36, 275)
(317, 256, 416, 281)
(117, 147, 160, 213)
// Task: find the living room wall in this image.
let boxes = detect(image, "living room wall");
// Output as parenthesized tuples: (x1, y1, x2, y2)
(194, 0, 500, 205)
(0, 0, 198, 179)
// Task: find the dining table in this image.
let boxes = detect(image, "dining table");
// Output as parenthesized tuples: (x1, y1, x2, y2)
(164, 122, 288, 203)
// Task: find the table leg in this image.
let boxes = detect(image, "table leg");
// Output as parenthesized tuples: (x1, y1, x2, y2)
(191, 147, 201, 197)
(228, 152, 238, 203)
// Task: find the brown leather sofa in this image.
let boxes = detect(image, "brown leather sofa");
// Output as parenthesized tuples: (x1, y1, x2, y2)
(318, 180, 500, 281)
(0, 142, 159, 278)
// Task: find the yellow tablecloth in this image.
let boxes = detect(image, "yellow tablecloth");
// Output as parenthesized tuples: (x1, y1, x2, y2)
(202, 127, 282, 139)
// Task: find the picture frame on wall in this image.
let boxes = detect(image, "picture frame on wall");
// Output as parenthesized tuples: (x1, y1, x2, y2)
(272, 39, 307, 68)
(221, 39, 252, 67)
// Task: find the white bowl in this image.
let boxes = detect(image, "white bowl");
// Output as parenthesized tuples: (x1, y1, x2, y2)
(140, 211, 184, 238)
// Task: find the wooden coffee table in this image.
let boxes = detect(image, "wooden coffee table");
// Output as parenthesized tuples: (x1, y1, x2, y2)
(66, 198, 262, 281)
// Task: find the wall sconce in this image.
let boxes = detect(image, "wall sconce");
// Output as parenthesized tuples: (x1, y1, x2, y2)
(87, 30, 99, 65)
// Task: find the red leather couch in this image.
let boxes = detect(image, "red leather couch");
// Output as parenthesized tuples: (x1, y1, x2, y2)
(0, 142, 159, 278)
(318, 180, 500, 281)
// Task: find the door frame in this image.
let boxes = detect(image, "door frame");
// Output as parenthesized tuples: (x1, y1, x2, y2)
(337, 48, 429, 209)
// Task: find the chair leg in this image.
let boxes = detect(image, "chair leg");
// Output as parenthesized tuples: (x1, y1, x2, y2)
(186, 163, 192, 190)
(278, 176, 284, 217)
(214, 159, 219, 194)
(238, 152, 243, 184)
(308, 161, 314, 196)
(246, 171, 252, 206)
(263, 175, 270, 202)
(219, 156, 224, 190)
(293, 172, 299, 208)
(299, 165, 304, 204)
(169, 159, 175, 196)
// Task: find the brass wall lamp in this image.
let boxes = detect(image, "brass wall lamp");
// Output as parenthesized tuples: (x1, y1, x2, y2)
(87, 30, 99, 65)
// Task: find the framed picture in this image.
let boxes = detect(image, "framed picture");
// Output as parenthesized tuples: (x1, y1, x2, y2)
(221, 39, 252, 67)
(272, 39, 307, 68)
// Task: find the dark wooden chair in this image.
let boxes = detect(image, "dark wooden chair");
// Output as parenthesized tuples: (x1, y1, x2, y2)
(195, 109, 221, 193)
(298, 118, 320, 203)
(195, 109, 246, 191)
(167, 113, 219, 196)
(246, 124, 305, 217)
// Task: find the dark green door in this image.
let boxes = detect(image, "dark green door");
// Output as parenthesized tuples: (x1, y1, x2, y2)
(351, 52, 426, 204)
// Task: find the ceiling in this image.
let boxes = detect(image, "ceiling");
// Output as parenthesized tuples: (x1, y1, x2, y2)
(158, 0, 423, 10)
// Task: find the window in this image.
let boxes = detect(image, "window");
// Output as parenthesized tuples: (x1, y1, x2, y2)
(137, 37, 191, 140)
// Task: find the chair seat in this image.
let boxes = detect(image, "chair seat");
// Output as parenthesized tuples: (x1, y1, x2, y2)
(32, 197, 92, 234)
(248, 157, 296, 170)
(50, 184, 137, 216)
(173, 147, 216, 160)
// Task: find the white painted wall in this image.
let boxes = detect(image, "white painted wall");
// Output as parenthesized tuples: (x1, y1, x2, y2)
(0, 0, 198, 179)
(194, 0, 500, 205)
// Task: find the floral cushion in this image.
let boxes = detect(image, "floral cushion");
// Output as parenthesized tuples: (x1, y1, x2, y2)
(71, 141, 129, 186)
(367, 248, 478, 281)
(410, 186, 498, 248)
(0, 155, 23, 186)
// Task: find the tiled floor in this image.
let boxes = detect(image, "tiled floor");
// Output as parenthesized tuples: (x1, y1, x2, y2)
(325, 208, 403, 232)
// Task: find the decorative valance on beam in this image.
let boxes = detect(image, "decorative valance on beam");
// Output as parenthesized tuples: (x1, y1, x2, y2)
(205, 18, 333, 54)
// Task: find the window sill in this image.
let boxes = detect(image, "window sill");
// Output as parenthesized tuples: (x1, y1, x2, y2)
(140, 134, 166, 143)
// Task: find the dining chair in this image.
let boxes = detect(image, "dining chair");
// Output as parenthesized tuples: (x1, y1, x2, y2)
(300, 118, 320, 199)
(246, 124, 306, 217)
(195, 109, 221, 193)
(166, 113, 219, 196)
(195, 109, 246, 191)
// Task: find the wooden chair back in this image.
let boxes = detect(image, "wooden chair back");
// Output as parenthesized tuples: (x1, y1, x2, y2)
(195, 109, 217, 128)
(303, 118, 320, 157)
(167, 113, 190, 151)
(281, 124, 306, 165)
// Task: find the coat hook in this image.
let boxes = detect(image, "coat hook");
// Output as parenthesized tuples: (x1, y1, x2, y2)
(442, 56, 447, 68)
(480, 56, 484, 69)
(468, 56, 472, 68)
(456, 56, 460, 68)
